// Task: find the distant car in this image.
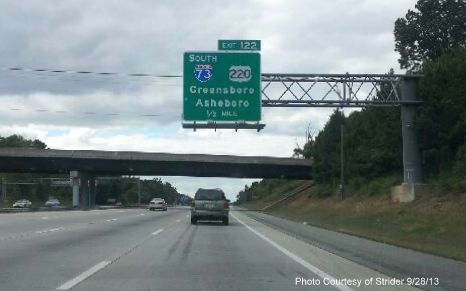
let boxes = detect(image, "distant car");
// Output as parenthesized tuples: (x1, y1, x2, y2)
(191, 188, 229, 225)
(45, 198, 61, 207)
(12, 199, 32, 208)
(149, 198, 167, 211)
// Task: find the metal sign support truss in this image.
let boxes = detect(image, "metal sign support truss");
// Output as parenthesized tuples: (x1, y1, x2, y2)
(261, 73, 422, 107)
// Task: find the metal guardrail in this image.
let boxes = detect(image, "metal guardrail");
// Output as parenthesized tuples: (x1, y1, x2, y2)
(261, 74, 422, 108)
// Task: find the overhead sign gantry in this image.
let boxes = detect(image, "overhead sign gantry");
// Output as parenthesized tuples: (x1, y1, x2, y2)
(183, 40, 264, 131)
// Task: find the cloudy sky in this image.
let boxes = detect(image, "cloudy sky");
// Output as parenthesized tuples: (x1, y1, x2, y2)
(0, 0, 416, 200)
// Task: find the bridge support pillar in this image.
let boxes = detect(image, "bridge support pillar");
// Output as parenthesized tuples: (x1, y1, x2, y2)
(70, 171, 80, 208)
(398, 76, 422, 202)
(70, 171, 96, 209)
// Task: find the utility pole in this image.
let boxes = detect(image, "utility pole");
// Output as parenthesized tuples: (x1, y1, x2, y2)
(340, 117, 346, 200)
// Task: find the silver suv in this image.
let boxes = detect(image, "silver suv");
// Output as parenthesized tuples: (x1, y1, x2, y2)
(191, 188, 229, 225)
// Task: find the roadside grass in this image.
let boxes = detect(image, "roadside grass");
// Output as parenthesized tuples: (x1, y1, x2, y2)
(244, 180, 466, 262)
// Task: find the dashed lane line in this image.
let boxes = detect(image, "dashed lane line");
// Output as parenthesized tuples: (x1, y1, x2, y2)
(56, 261, 111, 290)
(151, 228, 164, 236)
(34, 227, 65, 234)
(56, 228, 165, 290)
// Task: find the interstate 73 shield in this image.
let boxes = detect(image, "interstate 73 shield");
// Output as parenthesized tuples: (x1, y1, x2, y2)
(194, 64, 212, 83)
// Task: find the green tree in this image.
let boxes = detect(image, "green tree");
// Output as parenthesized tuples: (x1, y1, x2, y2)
(344, 107, 402, 179)
(394, 0, 466, 72)
(0, 134, 47, 149)
(312, 110, 345, 183)
(417, 48, 466, 176)
(99, 177, 180, 205)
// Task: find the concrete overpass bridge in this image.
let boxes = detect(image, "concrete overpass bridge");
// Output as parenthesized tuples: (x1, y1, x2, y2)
(0, 148, 312, 208)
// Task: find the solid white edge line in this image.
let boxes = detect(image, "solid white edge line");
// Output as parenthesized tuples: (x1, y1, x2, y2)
(56, 261, 111, 290)
(231, 213, 354, 291)
(151, 229, 164, 236)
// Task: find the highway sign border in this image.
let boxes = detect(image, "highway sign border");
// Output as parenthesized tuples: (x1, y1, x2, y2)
(183, 51, 261, 122)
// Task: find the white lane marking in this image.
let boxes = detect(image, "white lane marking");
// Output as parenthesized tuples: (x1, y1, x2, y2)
(151, 229, 164, 236)
(105, 218, 118, 222)
(50, 227, 63, 232)
(34, 227, 65, 234)
(56, 227, 165, 290)
(117, 210, 126, 213)
(231, 213, 354, 291)
(56, 261, 111, 290)
(139, 213, 146, 216)
(176, 219, 181, 223)
(41, 216, 49, 220)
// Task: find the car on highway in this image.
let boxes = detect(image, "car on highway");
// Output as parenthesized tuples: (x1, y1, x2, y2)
(149, 198, 167, 211)
(44, 198, 61, 207)
(191, 188, 229, 225)
(12, 199, 32, 208)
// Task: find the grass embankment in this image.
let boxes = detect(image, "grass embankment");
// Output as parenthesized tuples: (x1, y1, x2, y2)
(243, 181, 466, 262)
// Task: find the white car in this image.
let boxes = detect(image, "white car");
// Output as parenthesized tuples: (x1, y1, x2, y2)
(13, 199, 32, 208)
(149, 198, 167, 211)
(45, 198, 61, 207)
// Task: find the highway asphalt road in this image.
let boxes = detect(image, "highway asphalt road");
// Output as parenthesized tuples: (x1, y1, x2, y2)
(0, 207, 454, 291)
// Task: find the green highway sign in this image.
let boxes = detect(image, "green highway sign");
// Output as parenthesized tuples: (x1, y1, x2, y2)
(183, 51, 261, 122)
(218, 40, 261, 51)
